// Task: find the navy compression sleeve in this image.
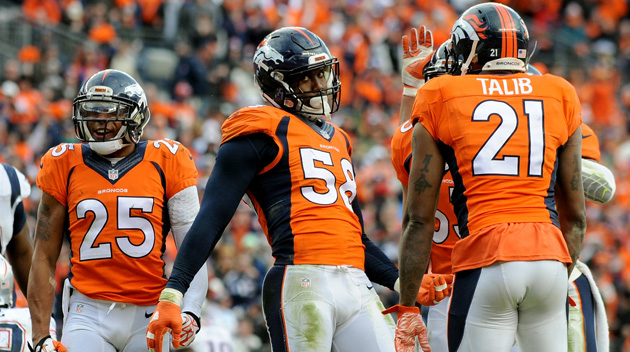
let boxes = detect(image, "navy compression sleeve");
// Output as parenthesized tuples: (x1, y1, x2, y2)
(352, 198, 399, 290)
(167, 134, 278, 293)
(363, 234, 399, 290)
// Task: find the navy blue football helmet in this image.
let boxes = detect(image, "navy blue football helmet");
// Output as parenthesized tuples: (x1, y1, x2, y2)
(253, 27, 341, 121)
(423, 39, 452, 82)
(450, 3, 530, 75)
(73, 69, 150, 145)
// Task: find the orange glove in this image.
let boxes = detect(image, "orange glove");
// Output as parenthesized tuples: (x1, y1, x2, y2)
(416, 274, 454, 306)
(382, 305, 431, 352)
(179, 312, 200, 347)
(402, 26, 434, 96)
(146, 288, 183, 352)
(32, 336, 67, 352)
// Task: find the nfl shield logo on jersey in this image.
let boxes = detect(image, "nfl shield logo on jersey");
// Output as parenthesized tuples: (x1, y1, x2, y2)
(301, 278, 311, 288)
(108, 169, 119, 180)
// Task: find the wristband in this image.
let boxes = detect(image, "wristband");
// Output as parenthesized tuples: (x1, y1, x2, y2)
(403, 86, 418, 97)
(159, 288, 183, 306)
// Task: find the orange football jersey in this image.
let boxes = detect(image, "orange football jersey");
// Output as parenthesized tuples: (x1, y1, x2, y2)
(391, 119, 459, 275)
(37, 140, 197, 305)
(412, 73, 581, 272)
(221, 105, 366, 269)
(581, 123, 600, 162)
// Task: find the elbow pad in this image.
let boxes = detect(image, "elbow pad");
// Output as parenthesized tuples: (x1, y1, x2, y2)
(581, 158, 616, 204)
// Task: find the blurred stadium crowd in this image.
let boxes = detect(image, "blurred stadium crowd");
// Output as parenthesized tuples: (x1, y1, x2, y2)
(1, 0, 630, 350)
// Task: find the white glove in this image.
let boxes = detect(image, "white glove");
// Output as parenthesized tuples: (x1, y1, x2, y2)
(402, 26, 434, 96)
(581, 158, 616, 204)
(179, 312, 200, 347)
(31, 336, 67, 352)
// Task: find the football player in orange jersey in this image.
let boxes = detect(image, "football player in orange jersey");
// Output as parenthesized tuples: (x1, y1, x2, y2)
(28, 69, 208, 352)
(523, 68, 613, 352)
(394, 3, 586, 352)
(390, 33, 457, 352)
(146, 27, 433, 352)
(568, 122, 613, 352)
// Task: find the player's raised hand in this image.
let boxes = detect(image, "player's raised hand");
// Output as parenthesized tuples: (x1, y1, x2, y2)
(146, 288, 183, 352)
(402, 26, 434, 96)
(416, 273, 454, 306)
(383, 305, 431, 352)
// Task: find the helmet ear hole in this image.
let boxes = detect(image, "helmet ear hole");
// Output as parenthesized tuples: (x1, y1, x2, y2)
(274, 88, 285, 106)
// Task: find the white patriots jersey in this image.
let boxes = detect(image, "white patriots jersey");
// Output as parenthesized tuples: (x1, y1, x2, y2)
(0, 164, 31, 256)
(183, 326, 234, 352)
(0, 307, 57, 352)
(179, 302, 236, 352)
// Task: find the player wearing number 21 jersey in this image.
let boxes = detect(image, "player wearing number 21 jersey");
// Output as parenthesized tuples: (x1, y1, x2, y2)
(407, 70, 586, 351)
(396, 3, 586, 352)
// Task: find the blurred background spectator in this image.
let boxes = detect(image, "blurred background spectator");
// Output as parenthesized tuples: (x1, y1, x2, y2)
(0, 0, 629, 350)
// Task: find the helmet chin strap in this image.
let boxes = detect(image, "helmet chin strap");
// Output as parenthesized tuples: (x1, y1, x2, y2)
(459, 39, 479, 76)
(89, 139, 127, 155)
(86, 124, 130, 156)
(302, 97, 332, 121)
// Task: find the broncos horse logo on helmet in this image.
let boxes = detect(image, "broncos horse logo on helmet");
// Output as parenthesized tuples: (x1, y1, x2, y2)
(253, 27, 341, 121)
(450, 3, 530, 75)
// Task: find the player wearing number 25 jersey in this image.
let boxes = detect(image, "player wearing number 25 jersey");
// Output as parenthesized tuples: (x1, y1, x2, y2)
(37, 139, 195, 302)
(396, 3, 586, 352)
(29, 69, 207, 352)
(148, 27, 403, 352)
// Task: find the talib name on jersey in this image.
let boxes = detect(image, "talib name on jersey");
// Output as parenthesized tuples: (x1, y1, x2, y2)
(476, 77, 532, 95)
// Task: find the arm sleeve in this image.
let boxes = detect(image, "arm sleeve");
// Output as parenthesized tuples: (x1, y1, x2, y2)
(352, 198, 399, 290)
(363, 234, 400, 290)
(166, 134, 278, 294)
(168, 185, 207, 317)
(581, 158, 616, 205)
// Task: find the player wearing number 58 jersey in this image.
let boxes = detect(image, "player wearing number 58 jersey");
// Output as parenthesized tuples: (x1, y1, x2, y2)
(147, 27, 408, 352)
(395, 3, 586, 352)
(29, 69, 207, 352)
